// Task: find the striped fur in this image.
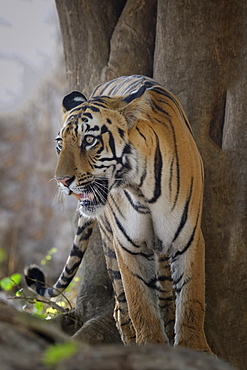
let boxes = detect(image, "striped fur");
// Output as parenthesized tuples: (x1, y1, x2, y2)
(25, 75, 211, 351)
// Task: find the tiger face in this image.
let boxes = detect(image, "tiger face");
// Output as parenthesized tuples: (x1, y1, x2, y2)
(55, 87, 146, 217)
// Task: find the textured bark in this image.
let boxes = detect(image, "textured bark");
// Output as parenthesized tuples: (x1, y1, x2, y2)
(55, 0, 125, 96)
(154, 2, 247, 369)
(0, 302, 234, 370)
(55, 0, 156, 94)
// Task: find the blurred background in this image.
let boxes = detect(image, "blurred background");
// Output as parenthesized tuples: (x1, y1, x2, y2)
(0, 0, 77, 283)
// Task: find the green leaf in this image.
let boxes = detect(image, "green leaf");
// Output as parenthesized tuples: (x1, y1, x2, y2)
(43, 342, 78, 367)
(48, 248, 57, 255)
(34, 300, 45, 313)
(0, 273, 22, 291)
(10, 273, 22, 285)
(0, 277, 13, 291)
(45, 307, 58, 316)
(16, 288, 24, 297)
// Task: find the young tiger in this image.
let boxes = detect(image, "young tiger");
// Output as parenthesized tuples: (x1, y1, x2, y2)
(25, 75, 211, 352)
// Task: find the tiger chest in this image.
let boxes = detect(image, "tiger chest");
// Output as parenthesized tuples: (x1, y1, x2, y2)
(98, 189, 155, 254)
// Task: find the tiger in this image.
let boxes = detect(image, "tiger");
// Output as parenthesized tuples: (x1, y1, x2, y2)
(25, 75, 211, 352)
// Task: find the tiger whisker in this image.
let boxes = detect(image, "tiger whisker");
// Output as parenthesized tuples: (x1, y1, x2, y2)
(49, 177, 57, 183)
(93, 185, 107, 204)
(93, 181, 108, 195)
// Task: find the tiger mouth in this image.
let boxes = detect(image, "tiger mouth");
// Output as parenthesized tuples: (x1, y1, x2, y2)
(72, 191, 100, 208)
(72, 192, 94, 203)
(71, 179, 109, 209)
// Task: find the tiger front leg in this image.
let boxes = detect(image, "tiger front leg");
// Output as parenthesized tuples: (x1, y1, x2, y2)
(113, 293, 136, 344)
(100, 238, 136, 343)
(170, 230, 212, 353)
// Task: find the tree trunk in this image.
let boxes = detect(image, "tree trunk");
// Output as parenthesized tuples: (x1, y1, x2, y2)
(154, 1, 247, 368)
(54, 1, 247, 369)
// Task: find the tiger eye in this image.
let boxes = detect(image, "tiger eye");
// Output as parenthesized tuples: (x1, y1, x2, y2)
(85, 135, 95, 144)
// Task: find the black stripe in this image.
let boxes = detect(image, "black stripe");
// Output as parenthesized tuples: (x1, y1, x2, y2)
(64, 261, 81, 276)
(139, 161, 147, 187)
(118, 239, 154, 260)
(90, 101, 108, 109)
(158, 255, 170, 263)
(123, 78, 145, 94)
(101, 124, 108, 134)
(102, 242, 116, 259)
(169, 121, 180, 211)
(120, 319, 133, 327)
(136, 126, 147, 141)
(83, 112, 93, 119)
(116, 292, 127, 303)
(151, 99, 170, 118)
(111, 209, 141, 248)
(109, 194, 125, 219)
(98, 214, 112, 235)
(70, 244, 84, 259)
(109, 77, 141, 96)
(87, 125, 99, 132)
(108, 269, 121, 280)
(157, 274, 173, 282)
(47, 287, 58, 297)
(158, 296, 174, 302)
(76, 220, 93, 235)
(93, 79, 115, 95)
(174, 278, 190, 294)
(172, 178, 194, 243)
(132, 273, 168, 293)
(148, 132, 162, 203)
(108, 130, 117, 157)
(153, 87, 193, 136)
(68, 106, 84, 115)
(55, 277, 73, 289)
(123, 85, 146, 104)
(171, 218, 199, 261)
(144, 80, 157, 89)
(88, 105, 100, 113)
(173, 273, 184, 286)
(124, 190, 149, 214)
(118, 127, 125, 138)
(107, 78, 128, 95)
(169, 158, 174, 196)
(80, 227, 93, 241)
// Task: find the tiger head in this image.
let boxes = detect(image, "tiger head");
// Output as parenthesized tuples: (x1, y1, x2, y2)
(55, 85, 148, 217)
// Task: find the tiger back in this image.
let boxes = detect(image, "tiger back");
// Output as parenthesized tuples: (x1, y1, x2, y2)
(25, 75, 211, 352)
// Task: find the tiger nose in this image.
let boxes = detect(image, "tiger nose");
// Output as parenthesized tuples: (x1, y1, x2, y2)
(56, 176, 74, 187)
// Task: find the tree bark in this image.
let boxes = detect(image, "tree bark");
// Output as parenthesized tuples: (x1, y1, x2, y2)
(154, 1, 247, 368)
(55, 0, 156, 94)
(0, 302, 234, 370)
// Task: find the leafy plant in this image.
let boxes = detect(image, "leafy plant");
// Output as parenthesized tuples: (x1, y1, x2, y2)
(43, 341, 78, 368)
(0, 245, 81, 320)
(41, 247, 57, 266)
(0, 273, 22, 291)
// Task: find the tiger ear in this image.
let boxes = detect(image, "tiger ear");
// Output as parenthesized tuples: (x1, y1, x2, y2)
(120, 85, 148, 128)
(62, 91, 87, 112)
